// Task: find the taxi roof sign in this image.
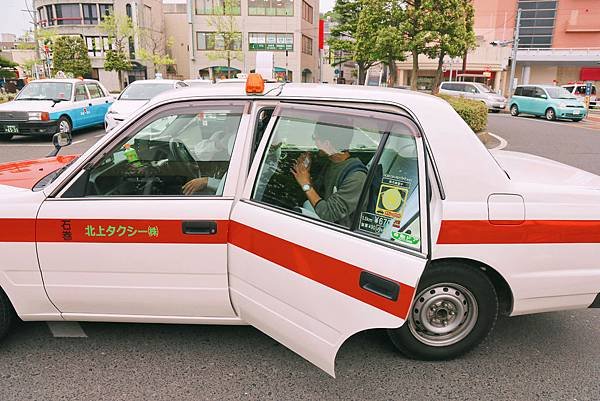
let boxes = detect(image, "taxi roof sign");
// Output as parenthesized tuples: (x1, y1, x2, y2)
(246, 73, 265, 94)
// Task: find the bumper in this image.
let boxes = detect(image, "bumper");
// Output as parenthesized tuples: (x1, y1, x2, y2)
(0, 120, 59, 136)
(589, 293, 600, 308)
(556, 108, 587, 119)
(489, 102, 506, 110)
(104, 114, 126, 132)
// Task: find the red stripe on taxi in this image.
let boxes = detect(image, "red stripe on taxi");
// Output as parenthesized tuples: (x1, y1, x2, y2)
(0, 219, 37, 242)
(229, 220, 415, 319)
(34, 219, 230, 244)
(437, 220, 600, 244)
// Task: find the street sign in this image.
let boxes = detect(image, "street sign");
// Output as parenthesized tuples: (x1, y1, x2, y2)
(334, 68, 340, 75)
(585, 81, 593, 96)
(483, 71, 492, 77)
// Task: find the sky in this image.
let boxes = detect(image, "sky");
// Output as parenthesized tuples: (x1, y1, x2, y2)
(3, 0, 335, 36)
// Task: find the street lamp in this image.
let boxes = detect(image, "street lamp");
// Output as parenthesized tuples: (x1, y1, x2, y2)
(490, 8, 522, 97)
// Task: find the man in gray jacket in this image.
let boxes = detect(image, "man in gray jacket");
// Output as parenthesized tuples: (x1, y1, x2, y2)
(291, 121, 368, 228)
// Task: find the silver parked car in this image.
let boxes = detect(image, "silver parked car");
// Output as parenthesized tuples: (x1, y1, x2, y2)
(439, 81, 507, 112)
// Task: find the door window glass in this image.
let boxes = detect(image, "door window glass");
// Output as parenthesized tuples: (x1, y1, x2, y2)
(251, 105, 420, 236)
(75, 84, 89, 101)
(534, 88, 546, 98)
(84, 104, 245, 197)
(514, 87, 523, 96)
(86, 83, 104, 99)
(355, 134, 421, 250)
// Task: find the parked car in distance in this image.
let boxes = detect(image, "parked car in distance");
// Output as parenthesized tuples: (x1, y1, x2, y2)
(439, 81, 507, 112)
(561, 83, 597, 108)
(184, 79, 214, 87)
(0, 78, 112, 140)
(509, 85, 587, 121)
(104, 79, 188, 132)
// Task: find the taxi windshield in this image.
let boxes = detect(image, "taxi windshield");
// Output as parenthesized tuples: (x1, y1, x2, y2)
(16, 82, 73, 101)
(119, 83, 174, 100)
(546, 87, 576, 99)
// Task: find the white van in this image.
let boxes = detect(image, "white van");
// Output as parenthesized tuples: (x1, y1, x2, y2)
(439, 81, 507, 112)
(561, 83, 597, 108)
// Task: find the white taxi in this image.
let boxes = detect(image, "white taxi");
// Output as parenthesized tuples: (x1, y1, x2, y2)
(0, 75, 598, 376)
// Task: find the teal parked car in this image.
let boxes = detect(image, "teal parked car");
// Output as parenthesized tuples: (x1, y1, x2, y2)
(509, 85, 587, 122)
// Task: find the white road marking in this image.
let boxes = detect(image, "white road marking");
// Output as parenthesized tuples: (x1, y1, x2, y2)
(488, 132, 508, 151)
(1, 138, 87, 147)
(94, 133, 105, 138)
(46, 322, 88, 338)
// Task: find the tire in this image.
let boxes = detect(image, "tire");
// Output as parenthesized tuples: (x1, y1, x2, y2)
(388, 261, 498, 360)
(0, 134, 13, 141)
(57, 116, 72, 136)
(0, 288, 16, 342)
(545, 108, 556, 121)
(510, 104, 519, 116)
(491, 109, 501, 113)
(572, 118, 583, 122)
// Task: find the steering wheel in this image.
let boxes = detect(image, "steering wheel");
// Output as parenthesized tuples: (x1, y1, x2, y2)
(168, 137, 199, 179)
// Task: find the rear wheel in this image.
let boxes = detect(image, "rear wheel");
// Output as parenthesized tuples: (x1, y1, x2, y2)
(510, 104, 519, 116)
(388, 262, 498, 360)
(0, 288, 16, 341)
(491, 109, 501, 113)
(545, 108, 556, 121)
(0, 135, 13, 141)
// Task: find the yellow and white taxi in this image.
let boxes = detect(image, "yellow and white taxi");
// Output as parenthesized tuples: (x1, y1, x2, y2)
(0, 75, 598, 376)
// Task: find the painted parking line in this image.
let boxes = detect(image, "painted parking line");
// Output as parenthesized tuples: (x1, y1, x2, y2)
(488, 132, 508, 150)
(492, 114, 600, 131)
(1, 139, 87, 147)
(46, 322, 88, 338)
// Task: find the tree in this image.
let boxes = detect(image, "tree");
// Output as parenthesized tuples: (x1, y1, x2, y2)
(100, 14, 134, 90)
(52, 36, 92, 77)
(206, 0, 243, 79)
(355, 0, 407, 87)
(428, 0, 477, 94)
(0, 54, 18, 79)
(138, 29, 175, 76)
(329, 0, 374, 84)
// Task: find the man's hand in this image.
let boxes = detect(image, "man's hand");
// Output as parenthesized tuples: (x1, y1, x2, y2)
(291, 152, 312, 187)
(182, 177, 209, 195)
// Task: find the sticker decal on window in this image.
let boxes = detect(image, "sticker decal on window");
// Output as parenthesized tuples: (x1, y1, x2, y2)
(375, 175, 410, 219)
(359, 212, 391, 235)
(391, 231, 420, 246)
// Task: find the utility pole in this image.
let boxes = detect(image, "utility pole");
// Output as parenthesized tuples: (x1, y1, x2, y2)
(507, 8, 522, 97)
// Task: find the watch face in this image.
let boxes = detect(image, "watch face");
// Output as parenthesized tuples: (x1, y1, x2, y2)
(302, 184, 311, 192)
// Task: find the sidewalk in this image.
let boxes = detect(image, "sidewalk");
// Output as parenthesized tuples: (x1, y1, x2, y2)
(586, 109, 600, 123)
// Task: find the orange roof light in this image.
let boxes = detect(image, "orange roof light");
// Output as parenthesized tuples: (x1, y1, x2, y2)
(246, 73, 264, 94)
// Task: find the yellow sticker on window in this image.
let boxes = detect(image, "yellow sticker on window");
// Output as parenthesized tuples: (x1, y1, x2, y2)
(375, 177, 409, 220)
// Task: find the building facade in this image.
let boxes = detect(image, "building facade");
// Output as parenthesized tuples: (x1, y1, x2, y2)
(34, 0, 166, 91)
(474, 0, 600, 93)
(180, 0, 319, 82)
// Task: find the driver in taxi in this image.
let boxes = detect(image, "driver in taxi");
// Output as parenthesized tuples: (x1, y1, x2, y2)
(291, 121, 367, 228)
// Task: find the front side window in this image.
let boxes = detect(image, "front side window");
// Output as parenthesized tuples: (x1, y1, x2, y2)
(86, 83, 104, 98)
(251, 105, 421, 249)
(74, 84, 88, 101)
(83, 104, 245, 197)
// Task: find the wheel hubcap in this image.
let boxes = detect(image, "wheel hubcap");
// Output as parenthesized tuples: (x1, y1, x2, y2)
(408, 283, 478, 347)
(511, 107, 517, 115)
(547, 110, 554, 119)
(59, 121, 70, 133)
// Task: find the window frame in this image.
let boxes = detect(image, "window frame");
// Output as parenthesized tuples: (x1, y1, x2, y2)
(53, 100, 251, 200)
(82, 3, 99, 25)
(245, 102, 428, 255)
(302, 1, 313, 24)
(302, 34, 313, 55)
(55, 3, 82, 25)
(74, 83, 90, 101)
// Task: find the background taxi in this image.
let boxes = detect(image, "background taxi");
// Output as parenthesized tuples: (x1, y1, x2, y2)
(0, 77, 598, 377)
(0, 78, 112, 140)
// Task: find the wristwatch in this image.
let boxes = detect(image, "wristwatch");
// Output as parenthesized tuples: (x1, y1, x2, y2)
(302, 184, 312, 192)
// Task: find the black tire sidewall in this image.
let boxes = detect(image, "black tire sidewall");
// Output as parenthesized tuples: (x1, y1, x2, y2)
(545, 108, 555, 120)
(58, 116, 72, 134)
(0, 289, 15, 341)
(388, 262, 498, 360)
(510, 105, 519, 116)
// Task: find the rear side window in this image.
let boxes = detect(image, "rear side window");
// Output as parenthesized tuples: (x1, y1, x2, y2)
(521, 87, 535, 97)
(251, 104, 422, 250)
(441, 83, 456, 91)
(563, 86, 574, 93)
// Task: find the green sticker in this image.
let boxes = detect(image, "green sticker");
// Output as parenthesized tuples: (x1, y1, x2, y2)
(391, 231, 420, 245)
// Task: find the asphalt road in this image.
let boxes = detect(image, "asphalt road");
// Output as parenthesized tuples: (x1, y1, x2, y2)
(0, 118, 599, 401)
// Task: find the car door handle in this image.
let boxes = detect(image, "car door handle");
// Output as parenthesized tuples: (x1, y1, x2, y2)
(182, 221, 218, 235)
(359, 271, 399, 301)
(88, 103, 93, 107)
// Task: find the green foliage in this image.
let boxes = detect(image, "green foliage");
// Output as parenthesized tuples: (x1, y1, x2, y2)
(52, 36, 92, 77)
(100, 14, 135, 88)
(138, 32, 175, 73)
(206, 0, 243, 78)
(0, 93, 17, 103)
(439, 94, 488, 132)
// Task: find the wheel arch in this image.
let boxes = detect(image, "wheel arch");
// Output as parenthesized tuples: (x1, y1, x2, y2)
(58, 114, 73, 128)
(428, 257, 513, 316)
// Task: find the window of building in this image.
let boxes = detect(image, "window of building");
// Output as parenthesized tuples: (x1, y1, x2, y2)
(46, 5, 55, 25)
(126, 4, 132, 18)
(99, 4, 113, 19)
(82, 4, 98, 24)
(302, 1, 313, 24)
(196, 0, 241, 15)
(248, 0, 293, 16)
(128, 37, 136, 59)
(83, 104, 246, 197)
(249, 33, 293, 51)
(302, 35, 312, 55)
(517, 0, 557, 49)
(86, 36, 103, 57)
(251, 105, 421, 249)
(55, 4, 82, 25)
(37, 7, 46, 27)
(197, 32, 242, 50)
(144, 5, 152, 25)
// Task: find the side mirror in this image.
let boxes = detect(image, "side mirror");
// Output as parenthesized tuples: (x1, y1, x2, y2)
(47, 132, 73, 157)
(540, 94, 547, 99)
